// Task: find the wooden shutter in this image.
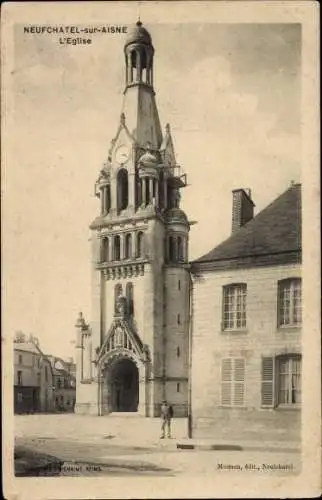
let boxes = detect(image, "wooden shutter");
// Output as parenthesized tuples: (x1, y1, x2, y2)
(261, 357, 275, 407)
(233, 358, 245, 406)
(221, 358, 232, 406)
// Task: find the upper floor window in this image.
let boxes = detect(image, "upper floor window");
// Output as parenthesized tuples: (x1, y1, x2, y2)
(261, 355, 301, 407)
(278, 278, 302, 327)
(125, 234, 132, 260)
(137, 232, 144, 258)
(177, 237, 184, 262)
(169, 236, 176, 262)
(45, 366, 48, 382)
(114, 235, 121, 261)
(126, 282, 134, 316)
(17, 370, 23, 386)
(222, 284, 247, 330)
(221, 358, 245, 407)
(101, 237, 109, 263)
(18, 354, 23, 365)
(114, 284, 123, 313)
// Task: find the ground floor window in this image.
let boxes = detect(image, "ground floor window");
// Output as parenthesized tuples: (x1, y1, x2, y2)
(261, 354, 301, 407)
(221, 358, 245, 407)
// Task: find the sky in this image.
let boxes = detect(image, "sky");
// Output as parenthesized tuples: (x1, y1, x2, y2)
(5, 20, 301, 359)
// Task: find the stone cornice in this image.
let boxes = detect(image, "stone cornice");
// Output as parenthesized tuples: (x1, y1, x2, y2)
(90, 208, 167, 230)
(191, 250, 301, 273)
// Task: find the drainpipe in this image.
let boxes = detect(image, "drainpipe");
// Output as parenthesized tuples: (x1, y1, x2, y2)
(187, 269, 193, 439)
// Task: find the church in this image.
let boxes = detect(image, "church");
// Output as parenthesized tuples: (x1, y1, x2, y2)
(75, 21, 190, 417)
(75, 21, 302, 443)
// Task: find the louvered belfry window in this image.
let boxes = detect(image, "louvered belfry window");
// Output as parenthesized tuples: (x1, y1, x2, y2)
(223, 284, 247, 330)
(221, 358, 245, 406)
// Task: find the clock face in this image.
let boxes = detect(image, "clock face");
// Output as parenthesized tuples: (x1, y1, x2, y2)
(115, 145, 130, 164)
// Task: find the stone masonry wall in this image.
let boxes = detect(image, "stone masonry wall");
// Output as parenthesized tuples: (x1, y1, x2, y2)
(191, 263, 302, 441)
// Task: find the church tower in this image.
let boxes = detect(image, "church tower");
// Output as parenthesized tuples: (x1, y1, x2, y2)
(75, 21, 190, 417)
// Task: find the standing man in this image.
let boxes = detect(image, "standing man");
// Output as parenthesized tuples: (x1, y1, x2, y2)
(160, 400, 173, 439)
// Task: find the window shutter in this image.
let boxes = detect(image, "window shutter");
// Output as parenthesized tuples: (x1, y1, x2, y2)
(233, 358, 245, 406)
(261, 357, 274, 407)
(221, 358, 232, 405)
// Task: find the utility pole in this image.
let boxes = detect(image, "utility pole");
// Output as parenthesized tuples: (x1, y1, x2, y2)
(187, 269, 193, 439)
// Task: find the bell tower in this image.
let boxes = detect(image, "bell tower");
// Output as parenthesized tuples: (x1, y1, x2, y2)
(75, 21, 190, 417)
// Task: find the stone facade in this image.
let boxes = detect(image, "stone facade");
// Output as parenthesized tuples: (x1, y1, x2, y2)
(191, 263, 301, 441)
(14, 336, 54, 414)
(75, 22, 190, 417)
(190, 185, 302, 441)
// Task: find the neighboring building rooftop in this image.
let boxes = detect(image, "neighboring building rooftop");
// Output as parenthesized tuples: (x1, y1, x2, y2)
(14, 342, 41, 355)
(193, 183, 301, 271)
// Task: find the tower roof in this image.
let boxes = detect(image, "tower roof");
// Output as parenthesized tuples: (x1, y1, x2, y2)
(125, 21, 152, 48)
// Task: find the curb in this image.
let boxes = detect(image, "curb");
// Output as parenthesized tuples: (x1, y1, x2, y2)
(176, 443, 300, 453)
(177, 443, 243, 451)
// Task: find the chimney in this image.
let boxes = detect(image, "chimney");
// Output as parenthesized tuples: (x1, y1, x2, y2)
(232, 188, 255, 233)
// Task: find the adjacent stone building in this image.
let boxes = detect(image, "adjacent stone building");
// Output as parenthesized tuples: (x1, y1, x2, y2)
(75, 21, 190, 417)
(14, 334, 54, 413)
(48, 356, 76, 412)
(190, 184, 302, 442)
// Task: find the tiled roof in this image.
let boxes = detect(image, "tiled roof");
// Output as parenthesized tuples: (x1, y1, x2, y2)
(193, 184, 301, 269)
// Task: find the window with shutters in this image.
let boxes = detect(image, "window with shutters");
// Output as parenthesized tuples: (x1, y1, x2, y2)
(278, 278, 302, 327)
(222, 284, 247, 330)
(221, 358, 245, 407)
(261, 355, 301, 408)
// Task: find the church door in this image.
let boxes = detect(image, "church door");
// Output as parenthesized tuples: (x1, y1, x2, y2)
(110, 358, 139, 412)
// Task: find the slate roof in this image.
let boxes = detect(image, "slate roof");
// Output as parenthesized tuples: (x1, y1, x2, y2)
(193, 184, 301, 270)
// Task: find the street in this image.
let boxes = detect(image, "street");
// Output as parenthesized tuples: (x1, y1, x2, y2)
(14, 414, 301, 477)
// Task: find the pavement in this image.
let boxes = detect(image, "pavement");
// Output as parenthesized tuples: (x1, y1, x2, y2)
(14, 413, 301, 477)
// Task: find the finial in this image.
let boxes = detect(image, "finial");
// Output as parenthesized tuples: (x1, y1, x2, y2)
(136, 18, 142, 27)
(75, 311, 85, 328)
(120, 113, 126, 125)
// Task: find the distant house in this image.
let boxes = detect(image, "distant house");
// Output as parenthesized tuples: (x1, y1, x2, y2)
(190, 184, 301, 443)
(14, 334, 54, 413)
(48, 356, 76, 412)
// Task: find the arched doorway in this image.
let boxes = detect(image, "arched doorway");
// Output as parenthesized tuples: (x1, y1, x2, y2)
(109, 358, 139, 412)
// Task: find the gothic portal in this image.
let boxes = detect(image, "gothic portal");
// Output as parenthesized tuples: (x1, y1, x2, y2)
(75, 21, 190, 417)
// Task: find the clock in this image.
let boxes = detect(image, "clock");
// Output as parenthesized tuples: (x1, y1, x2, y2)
(115, 145, 130, 164)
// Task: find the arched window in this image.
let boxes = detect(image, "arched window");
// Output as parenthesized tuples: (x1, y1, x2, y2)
(137, 232, 144, 258)
(117, 169, 129, 212)
(124, 234, 132, 260)
(105, 185, 111, 214)
(126, 283, 134, 316)
(101, 238, 109, 262)
(169, 236, 176, 262)
(114, 284, 123, 313)
(177, 236, 184, 262)
(114, 235, 121, 261)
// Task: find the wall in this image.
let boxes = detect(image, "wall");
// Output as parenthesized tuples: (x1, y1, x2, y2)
(164, 266, 190, 416)
(191, 263, 302, 441)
